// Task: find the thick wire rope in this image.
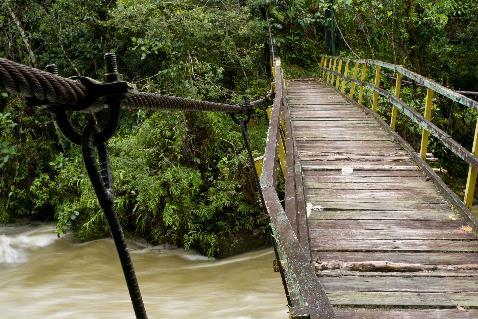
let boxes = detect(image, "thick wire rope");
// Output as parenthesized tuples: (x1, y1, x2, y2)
(0, 58, 272, 113)
(333, 15, 360, 59)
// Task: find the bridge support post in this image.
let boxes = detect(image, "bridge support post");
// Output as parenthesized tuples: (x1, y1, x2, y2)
(326, 58, 333, 84)
(420, 88, 434, 160)
(372, 65, 382, 112)
(358, 64, 369, 105)
(335, 59, 343, 89)
(323, 57, 329, 80)
(330, 58, 337, 85)
(390, 73, 403, 130)
(349, 62, 359, 99)
(341, 61, 350, 93)
(465, 119, 478, 208)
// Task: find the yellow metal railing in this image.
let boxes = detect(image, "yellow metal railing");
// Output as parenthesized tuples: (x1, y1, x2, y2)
(319, 55, 478, 211)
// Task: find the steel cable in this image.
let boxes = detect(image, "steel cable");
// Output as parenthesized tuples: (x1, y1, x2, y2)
(0, 58, 87, 106)
(0, 58, 272, 113)
(123, 92, 244, 113)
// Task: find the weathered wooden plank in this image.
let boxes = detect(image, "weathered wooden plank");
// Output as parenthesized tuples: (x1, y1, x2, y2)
(318, 270, 478, 277)
(303, 169, 425, 177)
(298, 137, 393, 142)
(309, 201, 451, 211)
(310, 228, 475, 240)
(327, 291, 478, 307)
(298, 139, 400, 147)
(299, 155, 412, 163)
(308, 210, 454, 220)
(301, 157, 414, 165)
(300, 148, 405, 157)
(307, 189, 441, 201)
(310, 219, 465, 232)
(311, 219, 466, 230)
(304, 182, 432, 190)
(335, 308, 478, 319)
(288, 99, 346, 104)
(308, 198, 447, 207)
(293, 120, 380, 127)
(291, 112, 367, 118)
(303, 165, 419, 173)
(289, 105, 360, 110)
(314, 251, 478, 265)
(295, 132, 387, 139)
(312, 239, 478, 252)
(293, 125, 383, 131)
(320, 276, 478, 292)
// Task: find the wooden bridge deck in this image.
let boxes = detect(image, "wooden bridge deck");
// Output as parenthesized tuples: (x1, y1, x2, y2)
(286, 79, 478, 318)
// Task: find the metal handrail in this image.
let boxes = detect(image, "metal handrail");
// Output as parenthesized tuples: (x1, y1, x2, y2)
(319, 55, 478, 210)
(259, 58, 335, 319)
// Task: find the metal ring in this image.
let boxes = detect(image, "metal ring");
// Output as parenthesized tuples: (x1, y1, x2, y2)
(52, 101, 121, 146)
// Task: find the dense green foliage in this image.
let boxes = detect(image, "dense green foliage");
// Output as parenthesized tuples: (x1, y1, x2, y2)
(0, 0, 271, 256)
(1, 0, 477, 254)
(267, 0, 478, 198)
(329, 0, 478, 195)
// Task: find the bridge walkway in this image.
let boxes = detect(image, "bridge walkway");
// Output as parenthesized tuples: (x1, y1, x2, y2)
(287, 79, 478, 318)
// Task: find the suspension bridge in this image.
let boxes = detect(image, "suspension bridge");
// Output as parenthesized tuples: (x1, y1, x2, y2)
(1, 53, 478, 319)
(262, 57, 478, 318)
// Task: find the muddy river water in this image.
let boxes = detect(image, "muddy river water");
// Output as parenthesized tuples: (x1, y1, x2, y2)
(0, 224, 287, 319)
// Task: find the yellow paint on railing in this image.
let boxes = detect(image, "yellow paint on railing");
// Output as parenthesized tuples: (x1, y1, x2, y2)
(326, 58, 333, 84)
(266, 106, 272, 121)
(331, 58, 337, 85)
(320, 57, 325, 79)
(254, 156, 264, 177)
(372, 65, 382, 112)
(420, 89, 434, 160)
(349, 63, 360, 99)
(341, 61, 350, 93)
(335, 60, 343, 89)
(465, 120, 478, 208)
(390, 73, 403, 130)
(358, 64, 369, 105)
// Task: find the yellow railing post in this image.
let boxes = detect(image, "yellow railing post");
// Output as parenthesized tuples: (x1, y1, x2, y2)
(372, 65, 382, 112)
(420, 88, 434, 160)
(320, 57, 326, 80)
(326, 58, 333, 84)
(358, 64, 369, 105)
(390, 73, 403, 130)
(254, 156, 264, 177)
(349, 62, 359, 99)
(464, 120, 478, 208)
(341, 61, 350, 93)
(335, 59, 343, 89)
(330, 58, 337, 85)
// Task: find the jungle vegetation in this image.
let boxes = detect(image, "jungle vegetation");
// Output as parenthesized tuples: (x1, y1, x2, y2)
(1, 0, 477, 256)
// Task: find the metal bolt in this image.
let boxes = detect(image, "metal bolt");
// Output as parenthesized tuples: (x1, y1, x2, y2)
(46, 64, 58, 75)
(104, 53, 120, 82)
(104, 53, 118, 74)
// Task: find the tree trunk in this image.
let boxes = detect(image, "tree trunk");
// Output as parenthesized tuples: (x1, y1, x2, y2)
(7, 5, 37, 67)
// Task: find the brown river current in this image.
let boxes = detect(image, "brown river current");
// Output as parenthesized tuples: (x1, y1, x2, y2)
(0, 224, 287, 319)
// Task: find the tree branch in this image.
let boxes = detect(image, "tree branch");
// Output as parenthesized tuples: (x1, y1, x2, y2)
(7, 5, 37, 67)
